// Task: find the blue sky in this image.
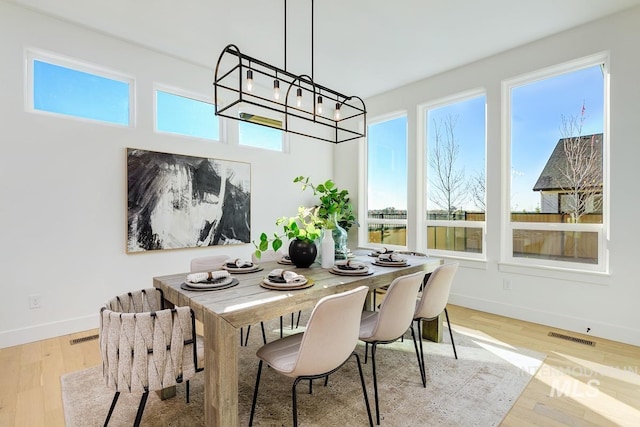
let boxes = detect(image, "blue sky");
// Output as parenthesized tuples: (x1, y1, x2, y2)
(368, 64, 604, 212)
(35, 58, 604, 213)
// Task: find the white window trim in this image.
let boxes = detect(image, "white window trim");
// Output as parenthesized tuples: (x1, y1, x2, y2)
(153, 83, 224, 142)
(419, 88, 487, 260)
(24, 47, 135, 127)
(501, 52, 610, 274)
(359, 111, 409, 250)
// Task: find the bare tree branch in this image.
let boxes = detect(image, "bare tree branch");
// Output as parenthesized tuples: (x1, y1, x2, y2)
(557, 102, 603, 223)
(469, 168, 486, 212)
(428, 114, 467, 219)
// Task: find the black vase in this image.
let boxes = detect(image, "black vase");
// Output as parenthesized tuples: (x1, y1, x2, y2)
(288, 238, 317, 268)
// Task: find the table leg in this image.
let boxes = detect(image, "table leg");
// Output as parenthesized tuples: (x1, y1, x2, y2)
(421, 313, 443, 343)
(203, 310, 238, 426)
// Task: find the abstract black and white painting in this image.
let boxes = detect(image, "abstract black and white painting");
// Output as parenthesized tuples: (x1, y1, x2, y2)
(127, 148, 251, 252)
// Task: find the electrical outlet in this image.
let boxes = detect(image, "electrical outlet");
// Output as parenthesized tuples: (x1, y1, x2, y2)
(502, 279, 512, 290)
(28, 294, 42, 309)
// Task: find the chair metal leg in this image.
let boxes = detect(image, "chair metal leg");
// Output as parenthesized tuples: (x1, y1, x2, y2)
(410, 323, 427, 387)
(292, 377, 302, 427)
(364, 342, 369, 363)
(309, 378, 313, 394)
(249, 360, 264, 427)
(133, 392, 149, 427)
(371, 343, 380, 425)
(243, 325, 252, 346)
(260, 321, 267, 344)
(291, 312, 295, 329)
(104, 391, 120, 426)
(444, 308, 458, 359)
(353, 353, 374, 427)
(295, 310, 302, 328)
(280, 316, 284, 338)
(186, 380, 190, 403)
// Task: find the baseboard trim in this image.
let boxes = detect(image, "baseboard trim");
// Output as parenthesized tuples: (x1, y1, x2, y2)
(449, 293, 640, 347)
(0, 314, 98, 349)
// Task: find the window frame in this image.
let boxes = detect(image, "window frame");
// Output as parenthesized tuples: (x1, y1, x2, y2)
(360, 111, 409, 250)
(154, 84, 223, 142)
(501, 53, 609, 273)
(419, 89, 488, 260)
(25, 48, 135, 127)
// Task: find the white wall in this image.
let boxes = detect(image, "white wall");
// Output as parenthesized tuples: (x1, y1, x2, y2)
(337, 7, 640, 346)
(0, 2, 333, 348)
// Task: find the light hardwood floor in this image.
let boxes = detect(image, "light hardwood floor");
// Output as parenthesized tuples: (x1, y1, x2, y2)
(0, 305, 638, 426)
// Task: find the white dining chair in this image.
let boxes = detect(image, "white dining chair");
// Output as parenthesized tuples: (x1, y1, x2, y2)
(358, 271, 424, 425)
(249, 286, 373, 427)
(410, 262, 459, 387)
(190, 255, 228, 272)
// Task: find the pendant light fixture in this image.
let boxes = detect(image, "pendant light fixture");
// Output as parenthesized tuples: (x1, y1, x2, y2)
(213, 0, 366, 143)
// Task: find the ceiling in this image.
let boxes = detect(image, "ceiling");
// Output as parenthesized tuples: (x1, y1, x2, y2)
(9, 0, 640, 98)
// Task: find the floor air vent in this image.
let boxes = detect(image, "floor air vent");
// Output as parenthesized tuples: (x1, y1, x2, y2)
(548, 332, 595, 347)
(70, 334, 99, 345)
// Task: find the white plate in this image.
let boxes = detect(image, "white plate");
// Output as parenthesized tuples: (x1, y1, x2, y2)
(222, 264, 263, 273)
(263, 276, 308, 287)
(184, 276, 233, 289)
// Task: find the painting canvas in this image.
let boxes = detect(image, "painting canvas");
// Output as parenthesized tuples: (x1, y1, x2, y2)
(127, 148, 251, 252)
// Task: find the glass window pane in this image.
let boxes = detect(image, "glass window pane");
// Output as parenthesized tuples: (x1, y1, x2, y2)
(33, 60, 130, 125)
(367, 222, 407, 246)
(426, 95, 486, 218)
(367, 116, 408, 211)
(511, 65, 604, 223)
(156, 90, 218, 140)
(512, 229, 598, 264)
(239, 121, 283, 151)
(427, 226, 483, 253)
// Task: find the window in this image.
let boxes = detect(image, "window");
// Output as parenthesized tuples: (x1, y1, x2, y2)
(28, 51, 132, 126)
(156, 89, 220, 140)
(239, 121, 284, 151)
(505, 56, 607, 272)
(363, 114, 408, 248)
(423, 92, 486, 258)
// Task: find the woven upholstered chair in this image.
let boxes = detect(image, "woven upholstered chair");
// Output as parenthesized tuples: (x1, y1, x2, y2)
(359, 271, 424, 425)
(99, 288, 203, 426)
(249, 286, 373, 427)
(410, 262, 459, 387)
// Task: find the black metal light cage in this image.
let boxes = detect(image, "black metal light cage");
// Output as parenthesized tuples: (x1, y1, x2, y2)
(213, 44, 366, 144)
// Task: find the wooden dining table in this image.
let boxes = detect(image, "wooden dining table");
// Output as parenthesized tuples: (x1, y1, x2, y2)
(153, 252, 442, 426)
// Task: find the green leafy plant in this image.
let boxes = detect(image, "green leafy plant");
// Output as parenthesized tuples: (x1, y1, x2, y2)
(294, 176, 357, 231)
(253, 206, 323, 259)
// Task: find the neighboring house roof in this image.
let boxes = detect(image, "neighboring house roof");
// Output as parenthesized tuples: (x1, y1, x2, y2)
(532, 133, 603, 192)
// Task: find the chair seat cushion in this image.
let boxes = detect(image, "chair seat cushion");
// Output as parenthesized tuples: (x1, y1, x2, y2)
(256, 332, 303, 376)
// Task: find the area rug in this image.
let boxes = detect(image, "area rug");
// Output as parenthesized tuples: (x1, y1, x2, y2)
(62, 318, 544, 426)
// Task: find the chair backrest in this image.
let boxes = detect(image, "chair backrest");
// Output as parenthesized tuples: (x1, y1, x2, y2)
(290, 286, 369, 377)
(252, 249, 283, 263)
(367, 271, 424, 341)
(190, 255, 228, 272)
(99, 288, 198, 394)
(415, 263, 458, 320)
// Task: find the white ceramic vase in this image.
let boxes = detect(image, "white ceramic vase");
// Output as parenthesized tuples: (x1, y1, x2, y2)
(320, 229, 335, 268)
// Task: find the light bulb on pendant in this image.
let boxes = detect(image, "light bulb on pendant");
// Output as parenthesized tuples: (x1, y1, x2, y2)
(316, 95, 323, 114)
(273, 79, 280, 100)
(296, 87, 303, 107)
(246, 69, 253, 92)
(334, 103, 341, 120)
